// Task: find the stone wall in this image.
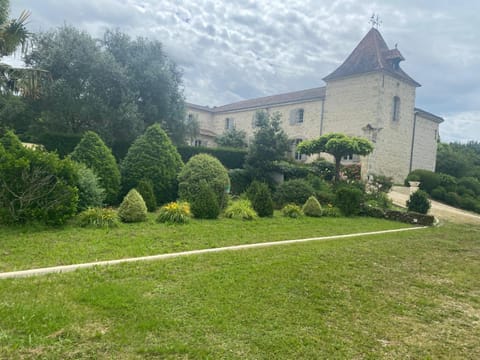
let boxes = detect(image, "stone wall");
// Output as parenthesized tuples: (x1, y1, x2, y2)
(411, 114, 440, 172)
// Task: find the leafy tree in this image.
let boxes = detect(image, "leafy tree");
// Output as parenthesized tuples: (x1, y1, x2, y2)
(25, 26, 144, 148)
(0, 131, 78, 225)
(407, 190, 431, 214)
(436, 142, 479, 178)
(245, 110, 290, 181)
(121, 124, 183, 205)
(298, 133, 374, 182)
(215, 128, 248, 148)
(178, 153, 230, 209)
(103, 30, 187, 144)
(70, 131, 120, 205)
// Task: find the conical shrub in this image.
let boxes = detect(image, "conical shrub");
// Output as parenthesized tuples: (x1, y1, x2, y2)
(190, 180, 220, 219)
(118, 189, 148, 223)
(302, 196, 323, 217)
(136, 179, 157, 212)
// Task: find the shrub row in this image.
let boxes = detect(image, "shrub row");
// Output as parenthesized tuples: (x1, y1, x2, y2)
(177, 146, 247, 169)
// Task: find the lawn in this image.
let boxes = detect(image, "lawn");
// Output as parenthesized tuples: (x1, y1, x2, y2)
(0, 214, 411, 272)
(0, 221, 479, 359)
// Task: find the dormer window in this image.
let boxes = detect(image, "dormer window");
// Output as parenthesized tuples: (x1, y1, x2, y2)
(392, 96, 400, 121)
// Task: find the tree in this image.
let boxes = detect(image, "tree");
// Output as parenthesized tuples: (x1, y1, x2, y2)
(245, 110, 290, 181)
(215, 128, 248, 148)
(25, 26, 144, 149)
(103, 30, 187, 144)
(0, 131, 78, 225)
(70, 131, 120, 205)
(178, 153, 230, 209)
(121, 124, 183, 205)
(298, 133, 374, 182)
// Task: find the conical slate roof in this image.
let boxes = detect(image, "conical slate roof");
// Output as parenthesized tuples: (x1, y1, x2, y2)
(323, 28, 421, 87)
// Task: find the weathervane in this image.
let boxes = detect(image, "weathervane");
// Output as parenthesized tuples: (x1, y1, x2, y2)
(369, 13, 382, 29)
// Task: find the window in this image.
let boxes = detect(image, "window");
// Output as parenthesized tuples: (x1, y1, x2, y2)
(225, 117, 235, 130)
(293, 138, 304, 161)
(342, 154, 353, 161)
(289, 108, 304, 125)
(194, 139, 202, 147)
(392, 96, 400, 121)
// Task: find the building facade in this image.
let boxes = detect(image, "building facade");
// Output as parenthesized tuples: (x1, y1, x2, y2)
(186, 28, 443, 183)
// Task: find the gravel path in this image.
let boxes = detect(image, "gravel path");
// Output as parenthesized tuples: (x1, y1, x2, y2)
(389, 186, 480, 225)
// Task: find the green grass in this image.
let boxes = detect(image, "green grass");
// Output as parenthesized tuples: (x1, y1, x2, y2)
(0, 214, 410, 272)
(0, 223, 479, 358)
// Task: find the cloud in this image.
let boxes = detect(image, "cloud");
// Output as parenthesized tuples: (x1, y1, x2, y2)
(10, 0, 480, 141)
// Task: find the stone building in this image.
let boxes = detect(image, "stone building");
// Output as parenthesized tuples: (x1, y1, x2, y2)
(186, 28, 443, 183)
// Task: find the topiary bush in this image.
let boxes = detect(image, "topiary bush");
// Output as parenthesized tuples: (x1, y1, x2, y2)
(406, 190, 431, 214)
(302, 196, 323, 217)
(224, 199, 258, 220)
(282, 204, 303, 218)
(273, 179, 315, 208)
(405, 170, 440, 194)
(70, 131, 120, 205)
(0, 131, 79, 225)
(77, 207, 119, 228)
(247, 181, 274, 217)
(136, 179, 156, 212)
(118, 189, 148, 223)
(431, 186, 446, 201)
(178, 153, 230, 209)
(75, 163, 106, 211)
(121, 124, 183, 205)
(190, 180, 220, 219)
(335, 186, 363, 216)
(156, 201, 191, 224)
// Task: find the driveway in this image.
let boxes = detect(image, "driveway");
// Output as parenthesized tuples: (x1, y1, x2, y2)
(389, 186, 480, 225)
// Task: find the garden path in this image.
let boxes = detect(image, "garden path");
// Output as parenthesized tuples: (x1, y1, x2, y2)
(389, 186, 480, 225)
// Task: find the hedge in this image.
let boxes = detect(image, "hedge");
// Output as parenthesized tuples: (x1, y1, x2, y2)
(177, 146, 247, 169)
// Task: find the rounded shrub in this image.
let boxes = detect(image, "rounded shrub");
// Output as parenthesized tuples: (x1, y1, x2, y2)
(77, 207, 119, 228)
(118, 189, 148, 223)
(156, 201, 191, 224)
(247, 181, 274, 217)
(121, 124, 183, 205)
(75, 163, 106, 211)
(335, 187, 363, 216)
(136, 179, 157, 212)
(431, 186, 446, 201)
(302, 196, 323, 217)
(323, 204, 341, 217)
(458, 177, 480, 196)
(70, 131, 120, 205)
(282, 204, 303, 218)
(444, 191, 461, 207)
(190, 180, 220, 219)
(228, 168, 252, 195)
(273, 179, 315, 208)
(224, 199, 258, 220)
(406, 190, 431, 214)
(405, 170, 440, 194)
(178, 153, 230, 209)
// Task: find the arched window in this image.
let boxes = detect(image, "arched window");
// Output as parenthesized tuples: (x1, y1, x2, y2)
(392, 96, 400, 121)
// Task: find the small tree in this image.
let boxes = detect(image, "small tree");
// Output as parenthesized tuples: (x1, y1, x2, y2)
(247, 181, 274, 217)
(70, 131, 120, 205)
(215, 128, 248, 148)
(407, 190, 431, 214)
(178, 153, 230, 209)
(121, 124, 183, 205)
(75, 163, 106, 211)
(190, 180, 220, 219)
(298, 133, 374, 182)
(245, 110, 290, 181)
(136, 179, 156, 212)
(118, 189, 147, 223)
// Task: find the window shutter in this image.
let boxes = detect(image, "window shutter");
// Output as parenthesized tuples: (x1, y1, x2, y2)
(289, 109, 296, 125)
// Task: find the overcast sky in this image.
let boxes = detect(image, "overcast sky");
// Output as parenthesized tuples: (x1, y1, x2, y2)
(8, 0, 480, 143)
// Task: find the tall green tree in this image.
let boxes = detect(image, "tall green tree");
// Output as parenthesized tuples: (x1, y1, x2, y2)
(103, 30, 187, 144)
(245, 110, 290, 181)
(70, 131, 120, 205)
(215, 128, 248, 148)
(298, 133, 374, 182)
(121, 124, 183, 205)
(25, 26, 144, 148)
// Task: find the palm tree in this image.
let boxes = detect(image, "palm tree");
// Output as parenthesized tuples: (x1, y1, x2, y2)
(0, 0, 46, 97)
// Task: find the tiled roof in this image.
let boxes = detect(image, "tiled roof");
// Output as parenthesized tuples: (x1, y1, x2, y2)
(415, 108, 444, 123)
(323, 28, 421, 87)
(187, 87, 326, 114)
